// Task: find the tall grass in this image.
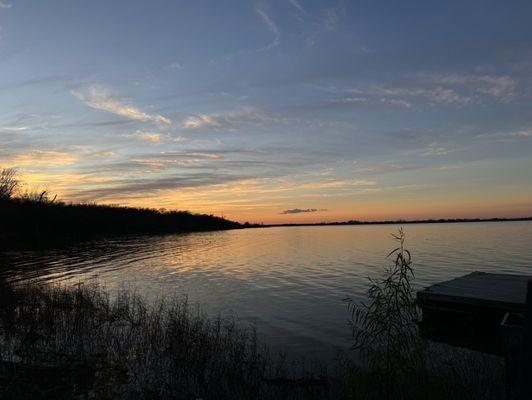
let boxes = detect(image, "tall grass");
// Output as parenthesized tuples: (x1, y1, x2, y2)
(0, 282, 329, 399)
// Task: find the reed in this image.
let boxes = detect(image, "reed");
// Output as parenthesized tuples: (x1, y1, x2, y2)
(0, 281, 330, 399)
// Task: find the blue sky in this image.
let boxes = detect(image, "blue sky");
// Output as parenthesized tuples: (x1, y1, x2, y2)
(1, 0, 532, 223)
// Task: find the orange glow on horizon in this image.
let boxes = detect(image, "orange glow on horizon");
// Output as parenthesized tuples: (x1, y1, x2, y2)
(8, 157, 532, 225)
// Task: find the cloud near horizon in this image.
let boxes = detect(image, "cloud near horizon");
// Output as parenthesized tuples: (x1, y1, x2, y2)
(281, 208, 325, 215)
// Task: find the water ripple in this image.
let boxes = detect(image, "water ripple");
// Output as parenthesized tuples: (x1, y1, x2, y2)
(2, 222, 531, 362)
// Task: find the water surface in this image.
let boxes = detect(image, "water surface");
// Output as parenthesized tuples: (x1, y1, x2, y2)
(2, 222, 532, 361)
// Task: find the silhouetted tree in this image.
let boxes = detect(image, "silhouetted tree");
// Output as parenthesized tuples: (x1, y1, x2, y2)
(0, 168, 19, 200)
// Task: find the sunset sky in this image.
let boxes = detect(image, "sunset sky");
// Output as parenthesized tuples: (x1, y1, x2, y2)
(1, 0, 532, 224)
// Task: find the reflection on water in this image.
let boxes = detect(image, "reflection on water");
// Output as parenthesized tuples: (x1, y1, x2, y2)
(2, 222, 532, 361)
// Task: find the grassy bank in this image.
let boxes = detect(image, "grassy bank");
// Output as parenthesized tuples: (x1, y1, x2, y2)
(0, 279, 505, 400)
(0, 281, 330, 399)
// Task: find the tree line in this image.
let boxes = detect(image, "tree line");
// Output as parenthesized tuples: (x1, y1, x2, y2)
(0, 168, 245, 246)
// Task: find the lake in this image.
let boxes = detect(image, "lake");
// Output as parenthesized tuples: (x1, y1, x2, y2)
(2, 222, 532, 362)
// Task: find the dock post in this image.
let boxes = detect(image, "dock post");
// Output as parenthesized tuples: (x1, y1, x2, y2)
(522, 280, 532, 400)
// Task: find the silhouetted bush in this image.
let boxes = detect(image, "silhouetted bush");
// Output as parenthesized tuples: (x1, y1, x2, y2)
(343, 229, 504, 400)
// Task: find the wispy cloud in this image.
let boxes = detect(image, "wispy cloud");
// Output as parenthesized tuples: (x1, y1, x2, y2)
(338, 97, 413, 109)
(288, 0, 305, 14)
(0, 113, 51, 133)
(158, 151, 220, 159)
(255, 4, 280, 50)
(347, 85, 472, 106)
(72, 85, 171, 126)
(122, 131, 186, 144)
(281, 208, 324, 214)
(300, 6, 360, 49)
(68, 173, 251, 202)
(315, 72, 517, 110)
(212, 3, 281, 62)
(0, 1, 12, 9)
(183, 114, 220, 130)
(352, 162, 438, 177)
(183, 108, 270, 130)
(168, 61, 183, 70)
(321, 8, 339, 31)
(477, 128, 532, 141)
(0, 126, 28, 133)
(5, 151, 79, 167)
(424, 74, 516, 100)
(418, 142, 451, 156)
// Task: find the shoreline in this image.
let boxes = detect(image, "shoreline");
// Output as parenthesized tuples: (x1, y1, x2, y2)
(258, 216, 532, 228)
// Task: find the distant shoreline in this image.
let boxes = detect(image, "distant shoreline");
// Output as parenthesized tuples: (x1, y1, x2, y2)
(260, 216, 532, 228)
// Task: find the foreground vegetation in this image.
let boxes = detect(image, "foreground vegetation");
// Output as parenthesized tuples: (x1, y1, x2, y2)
(0, 276, 504, 399)
(0, 281, 332, 399)
(0, 168, 244, 246)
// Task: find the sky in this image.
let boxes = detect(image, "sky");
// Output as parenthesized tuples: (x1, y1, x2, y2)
(1, 0, 532, 224)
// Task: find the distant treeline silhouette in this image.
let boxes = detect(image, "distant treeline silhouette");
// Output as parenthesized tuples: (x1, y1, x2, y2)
(265, 216, 532, 228)
(0, 167, 245, 245)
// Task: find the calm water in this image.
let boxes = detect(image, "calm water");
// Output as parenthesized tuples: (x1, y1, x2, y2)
(2, 222, 532, 361)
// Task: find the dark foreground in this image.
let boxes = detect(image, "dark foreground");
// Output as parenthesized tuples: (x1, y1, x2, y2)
(0, 280, 505, 400)
(0, 281, 331, 400)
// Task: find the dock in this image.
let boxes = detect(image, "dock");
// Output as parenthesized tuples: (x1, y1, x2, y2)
(418, 271, 532, 400)
(418, 271, 530, 354)
(419, 271, 529, 312)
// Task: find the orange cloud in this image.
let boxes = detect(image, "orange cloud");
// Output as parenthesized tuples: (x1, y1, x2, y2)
(6, 151, 79, 167)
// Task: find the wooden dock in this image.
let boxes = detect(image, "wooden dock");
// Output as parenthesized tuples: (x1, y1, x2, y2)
(417, 271, 531, 355)
(418, 272, 532, 400)
(419, 271, 530, 311)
